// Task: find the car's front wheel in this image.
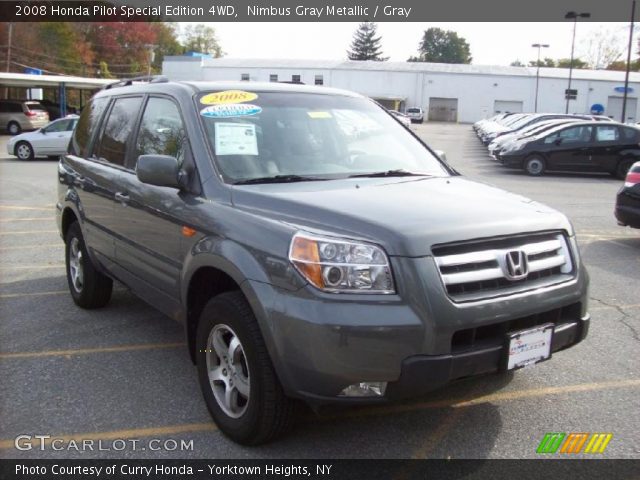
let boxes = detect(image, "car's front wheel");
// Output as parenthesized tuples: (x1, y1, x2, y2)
(65, 222, 113, 309)
(15, 141, 34, 160)
(196, 291, 297, 445)
(524, 155, 546, 176)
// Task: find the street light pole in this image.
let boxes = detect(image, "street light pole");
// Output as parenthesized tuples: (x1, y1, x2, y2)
(532, 43, 549, 113)
(564, 11, 590, 114)
(622, 0, 636, 123)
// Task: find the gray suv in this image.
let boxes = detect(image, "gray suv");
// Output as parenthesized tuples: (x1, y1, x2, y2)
(56, 78, 590, 445)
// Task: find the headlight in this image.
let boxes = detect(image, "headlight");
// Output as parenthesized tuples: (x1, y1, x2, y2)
(288, 233, 395, 294)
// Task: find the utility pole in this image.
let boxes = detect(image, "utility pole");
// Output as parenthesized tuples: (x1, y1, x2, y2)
(532, 43, 549, 113)
(622, 0, 636, 123)
(6, 22, 13, 72)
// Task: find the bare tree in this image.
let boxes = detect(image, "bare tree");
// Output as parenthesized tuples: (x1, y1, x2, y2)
(579, 26, 626, 69)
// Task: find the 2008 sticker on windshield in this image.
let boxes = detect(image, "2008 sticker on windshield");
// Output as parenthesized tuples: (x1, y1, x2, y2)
(214, 123, 259, 156)
(200, 90, 258, 105)
(200, 104, 262, 118)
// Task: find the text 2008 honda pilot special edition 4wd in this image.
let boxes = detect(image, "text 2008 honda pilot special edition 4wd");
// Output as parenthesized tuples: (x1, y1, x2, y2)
(56, 78, 589, 445)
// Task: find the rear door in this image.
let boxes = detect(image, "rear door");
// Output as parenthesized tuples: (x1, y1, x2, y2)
(111, 96, 188, 303)
(543, 125, 593, 170)
(590, 124, 623, 173)
(65, 97, 120, 265)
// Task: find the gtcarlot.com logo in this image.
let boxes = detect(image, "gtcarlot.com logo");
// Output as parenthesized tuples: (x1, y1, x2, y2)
(14, 435, 194, 452)
(537, 432, 613, 454)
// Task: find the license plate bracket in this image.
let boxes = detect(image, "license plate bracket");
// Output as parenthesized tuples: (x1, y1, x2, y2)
(504, 323, 554, 371)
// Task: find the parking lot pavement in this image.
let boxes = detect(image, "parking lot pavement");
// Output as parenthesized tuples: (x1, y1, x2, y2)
(0, 126, 638, 459)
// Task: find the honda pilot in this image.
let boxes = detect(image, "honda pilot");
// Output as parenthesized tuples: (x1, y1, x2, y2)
(56, 78, 590, 445)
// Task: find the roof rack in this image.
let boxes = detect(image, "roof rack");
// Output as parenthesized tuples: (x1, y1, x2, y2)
(102, 75, 169, 90)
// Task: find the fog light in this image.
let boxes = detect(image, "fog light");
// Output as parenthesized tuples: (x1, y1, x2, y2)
(339, 382, 387, 397)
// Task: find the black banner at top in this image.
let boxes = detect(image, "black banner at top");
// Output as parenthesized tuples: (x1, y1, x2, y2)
(0, 0, 637, 22)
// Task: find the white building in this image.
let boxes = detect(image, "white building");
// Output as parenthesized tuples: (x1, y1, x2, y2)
(162, 56, 640, 123)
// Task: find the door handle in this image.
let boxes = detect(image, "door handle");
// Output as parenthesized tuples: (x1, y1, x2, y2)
(76, 176, 86, 187)
(115, 192, 130, 205)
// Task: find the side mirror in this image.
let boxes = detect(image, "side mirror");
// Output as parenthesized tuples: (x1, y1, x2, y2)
(40, 128, 47, 134)
(136, 154, 185, 189)
(554, 138, 563, 146)
(434, 149, 448, 163)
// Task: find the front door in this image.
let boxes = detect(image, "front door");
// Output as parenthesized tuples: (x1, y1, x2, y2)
(112, 96, 188, 305)
(543, 124, 593, 170)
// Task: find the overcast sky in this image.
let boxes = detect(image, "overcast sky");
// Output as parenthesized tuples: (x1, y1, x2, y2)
(198, 22, 636, 66)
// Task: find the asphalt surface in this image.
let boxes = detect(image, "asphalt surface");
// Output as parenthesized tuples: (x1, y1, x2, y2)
(0, 123, 638, 459)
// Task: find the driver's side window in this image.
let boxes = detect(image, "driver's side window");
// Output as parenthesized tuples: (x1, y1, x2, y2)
(44, 119, 71, 133)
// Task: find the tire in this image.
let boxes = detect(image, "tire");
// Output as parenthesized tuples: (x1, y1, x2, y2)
(7, 121, 21, 135)
(15, 141, 34, 161)
(615, 157, 635, 180)
(65, 222, 113, 309)
(196, 291, 297, 445)
(524, 155, 546, 176)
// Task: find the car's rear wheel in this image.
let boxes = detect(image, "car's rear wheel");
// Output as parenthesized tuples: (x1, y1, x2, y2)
(65, 222, 113, 309)
(7, 122, 21, 136)
(196, 291, 297, 445)
(524, 155, 546, 176)
(15, 141, 34, 160)
(615, 157, 635, 180)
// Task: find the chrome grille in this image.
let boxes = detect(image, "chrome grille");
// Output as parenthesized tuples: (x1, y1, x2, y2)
(433, 232, 574, 302)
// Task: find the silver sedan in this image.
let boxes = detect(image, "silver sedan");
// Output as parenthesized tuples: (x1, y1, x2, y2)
(7, 115, 78, 160)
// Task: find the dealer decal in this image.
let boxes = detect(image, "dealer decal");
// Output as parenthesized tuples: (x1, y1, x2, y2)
(200, 104, 262, 118)
(200, 90, 258, 105)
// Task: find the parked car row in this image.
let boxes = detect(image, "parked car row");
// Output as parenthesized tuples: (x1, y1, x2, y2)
(473, 113, 640, 179)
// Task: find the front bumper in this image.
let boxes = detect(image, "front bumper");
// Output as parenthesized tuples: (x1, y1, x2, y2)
(245, 249, 590, 406)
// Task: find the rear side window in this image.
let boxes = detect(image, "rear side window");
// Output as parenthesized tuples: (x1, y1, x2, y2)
(70, 97, 109, 157)
(10, 103, 22, 113)
(622, 127, 639, 141)
(94, 96, 143, 167)
(595, 125, 620, 142)
(134, 97, 186, 167)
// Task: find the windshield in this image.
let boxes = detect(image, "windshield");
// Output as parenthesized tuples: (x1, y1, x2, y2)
(197, 91, 448, 183)
(406, 108, 421, 113)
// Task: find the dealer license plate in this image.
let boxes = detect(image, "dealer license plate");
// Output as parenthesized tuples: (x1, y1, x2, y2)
(506, 323, 554, 370)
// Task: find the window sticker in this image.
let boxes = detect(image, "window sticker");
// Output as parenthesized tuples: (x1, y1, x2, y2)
(200, 104, 262, 118)
(597, 128, 617, 141)
(200, 90, 258, 105)
(307, 111, 332, 119)
(214, 123, 259, 156)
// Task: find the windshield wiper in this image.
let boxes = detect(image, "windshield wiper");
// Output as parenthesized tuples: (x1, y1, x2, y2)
(234, 175, 329, 185)
(348, 169, 432, 178)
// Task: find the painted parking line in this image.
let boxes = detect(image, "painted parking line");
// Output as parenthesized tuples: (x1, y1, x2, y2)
(0, 264, 64, 270)
(0, 342, 186, 360)
(0, 205, 55, 211)
(0, 290, 67, 299)
(0, 217, 54, 222)
(0, 379, 637, 451)
(0, 244, 61, 250)
(0, 230, 58, 235)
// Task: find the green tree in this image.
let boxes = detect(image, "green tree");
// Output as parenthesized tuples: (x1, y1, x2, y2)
(347, 22, 388, 61)
(510, 60, 525, 67)
(151, 22, 182, 71)
(556, 58, 588, 69)
(529, 58, 557, 67)
(408, 28, 472, 64)
(183, 24, 223, 57)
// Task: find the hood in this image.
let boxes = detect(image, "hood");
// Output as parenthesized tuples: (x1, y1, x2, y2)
(230, 176, 572, 257)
